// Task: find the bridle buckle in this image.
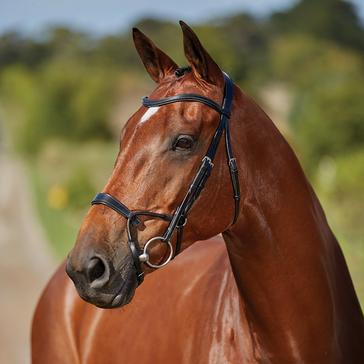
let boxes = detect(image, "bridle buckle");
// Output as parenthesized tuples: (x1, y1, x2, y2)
(177, 216, 187, 228)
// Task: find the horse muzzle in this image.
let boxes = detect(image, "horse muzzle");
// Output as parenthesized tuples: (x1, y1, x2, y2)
(66, 250, 138, 308)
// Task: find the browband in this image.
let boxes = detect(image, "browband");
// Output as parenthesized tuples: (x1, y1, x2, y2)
(143, 94, 231, 118)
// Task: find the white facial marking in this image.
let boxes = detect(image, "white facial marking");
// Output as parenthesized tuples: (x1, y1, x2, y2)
(140, 107, 159, 123)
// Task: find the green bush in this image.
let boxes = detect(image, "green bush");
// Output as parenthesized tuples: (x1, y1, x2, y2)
(289, 75, 364, 174)
(269, 35, 363, 88)
(0, 65, 43, 153)
(0, 61, 118, 155)
(66, 168, 95, 210)
(316, 149, 364, 244)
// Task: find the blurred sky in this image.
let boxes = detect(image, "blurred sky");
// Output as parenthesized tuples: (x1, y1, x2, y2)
(2, 0, 364, 35)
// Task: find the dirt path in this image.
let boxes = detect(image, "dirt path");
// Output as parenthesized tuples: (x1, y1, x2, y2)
(0, 128, 56, 363)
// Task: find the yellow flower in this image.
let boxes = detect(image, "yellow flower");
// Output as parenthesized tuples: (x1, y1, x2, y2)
(47, 185, 69, 210)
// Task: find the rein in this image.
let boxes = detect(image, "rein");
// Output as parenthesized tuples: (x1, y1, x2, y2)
(91, 72, 240, 285)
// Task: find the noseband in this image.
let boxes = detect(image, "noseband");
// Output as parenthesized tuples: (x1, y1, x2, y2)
(91, 72, 240, 285)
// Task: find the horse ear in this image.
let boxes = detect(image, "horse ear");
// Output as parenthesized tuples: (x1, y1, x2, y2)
(179, 21, 223, 87)
(133, 28, 178, 83)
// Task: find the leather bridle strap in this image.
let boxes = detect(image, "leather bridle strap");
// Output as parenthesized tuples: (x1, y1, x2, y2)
(142, 94, 230, 118)
(91, 72, 240, 286)
(91, 194, 175, 284)
(92, 193, 141, 226)
(143, 72, 239, 242)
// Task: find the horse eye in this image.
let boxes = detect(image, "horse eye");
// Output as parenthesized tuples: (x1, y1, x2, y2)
(173, 135, 194, 151)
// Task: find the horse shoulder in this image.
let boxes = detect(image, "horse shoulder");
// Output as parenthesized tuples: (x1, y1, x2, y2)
(31, 262, 84, 363)
(84, 239, 252, 364)
(32, 238, 253, 364)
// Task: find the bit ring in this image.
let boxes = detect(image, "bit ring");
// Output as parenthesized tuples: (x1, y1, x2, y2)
(139, 236, 174, 268)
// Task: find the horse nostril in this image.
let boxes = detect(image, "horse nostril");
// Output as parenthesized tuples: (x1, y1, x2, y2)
(87, 256, 110, 288)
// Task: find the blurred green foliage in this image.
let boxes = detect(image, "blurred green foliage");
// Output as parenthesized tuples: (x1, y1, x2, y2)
(0, 0, 363, 303)
(269, 35, 364, 169)
(29, 141, 118, 257)
(0, 59, 116, 154)
(271, 0, 364, 50)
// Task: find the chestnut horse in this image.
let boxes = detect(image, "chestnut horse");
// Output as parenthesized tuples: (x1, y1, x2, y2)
(32, 22, 364, 363)
(33, 238, 251, 363)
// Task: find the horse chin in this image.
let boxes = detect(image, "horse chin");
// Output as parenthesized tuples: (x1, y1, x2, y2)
(90, 271, 138, 309)
(108, 275, 138, 308)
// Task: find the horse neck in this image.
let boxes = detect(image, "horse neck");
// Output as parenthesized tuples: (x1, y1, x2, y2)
(222, 87, 364, 362)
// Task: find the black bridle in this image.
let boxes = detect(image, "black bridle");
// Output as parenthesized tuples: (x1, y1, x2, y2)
(91, 72, 240, 285)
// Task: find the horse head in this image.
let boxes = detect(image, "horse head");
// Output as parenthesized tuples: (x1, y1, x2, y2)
(66, 22, 241, 308)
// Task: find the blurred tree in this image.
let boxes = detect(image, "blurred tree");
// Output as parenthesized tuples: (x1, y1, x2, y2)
(93, 34, 135, 68)
(272, 0, 364, 51)
(269, 34, 364, 173)
(70, 67, 116, 139)
(0, 65, 42, 153)
(0, 32, 50, 69)
(216, 14, 269, 84)
(291, 78, 364, 172)
(269, 35, 363, 88)
(0, 60, 116, 154)
(45, 27, 91, 61)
